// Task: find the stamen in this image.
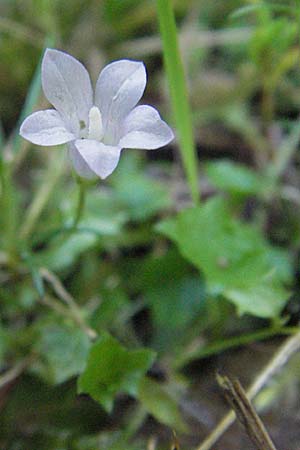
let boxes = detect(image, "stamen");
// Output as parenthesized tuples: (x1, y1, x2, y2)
(88, 106, 104, 141)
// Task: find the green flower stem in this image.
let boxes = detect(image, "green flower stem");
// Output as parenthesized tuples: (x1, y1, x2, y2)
(156, 0, 199, 204)
(73, 178, 87, 229)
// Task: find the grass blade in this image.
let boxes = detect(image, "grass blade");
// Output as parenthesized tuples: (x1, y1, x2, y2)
(12, 35, 55, 155)
(156, 0, 199, 204)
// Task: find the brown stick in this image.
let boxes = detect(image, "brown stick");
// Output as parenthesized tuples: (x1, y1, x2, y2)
(217, 374, 277, 450)
(196, 329, 300, 450)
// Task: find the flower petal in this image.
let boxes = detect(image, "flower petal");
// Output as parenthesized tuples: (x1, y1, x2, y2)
(42, 48, 93, 136)
(95, 60, 146, 144)
(68, 142, 97, 179)
(75, 139, 121, 179)
(20, 109, 75, 145)
(119, 105, 174, 149)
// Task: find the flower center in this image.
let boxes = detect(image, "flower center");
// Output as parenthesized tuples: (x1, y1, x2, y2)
(88, 106, 104, 141)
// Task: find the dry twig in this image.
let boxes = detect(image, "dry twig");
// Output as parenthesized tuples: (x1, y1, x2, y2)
(217, 374, 277, 450)
(196, 329, 300, 450)
(40, 268, 97, 339)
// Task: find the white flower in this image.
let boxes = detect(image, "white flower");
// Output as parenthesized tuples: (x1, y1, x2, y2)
(20, 49, 174, 179)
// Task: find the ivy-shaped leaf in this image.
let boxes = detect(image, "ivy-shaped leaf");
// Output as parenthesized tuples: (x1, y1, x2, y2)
(206, 159, 267, 196)
(138, 377, 187, 432)
(78, 333, 155, 412)
(157, 196, 291, 318)
(33, 321, 91, 385)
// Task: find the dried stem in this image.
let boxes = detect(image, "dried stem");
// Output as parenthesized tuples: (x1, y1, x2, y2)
(0, 356, 34, 390)
(40, 268, 97, 339)
(196, 329, 300, 450)
(217, 374, 277, 450)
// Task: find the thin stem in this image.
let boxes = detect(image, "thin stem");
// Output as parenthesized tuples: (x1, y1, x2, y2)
(40, 294, 72, 318)
(25, 247, 96, 339)
(41, 294, 97, 339)
(217, 375, 277, 450)
(196, 329, 300, 450)
(40, 268, 97, 339)
(0, 356, 34, 390)
(261, 84, 274, 129)
(19, 152, 65, 241)
(174, 326, 299, 369)
(73, 178, 86, 229)
(156, 0, 199, 204)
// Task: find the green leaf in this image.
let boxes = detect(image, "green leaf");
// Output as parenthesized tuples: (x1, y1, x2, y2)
(136, 249, 205, 350)
(33, 186, 127, 270)
(80, 187, 127, 234)
(90, 287, 130, 331)
(34, 232, 99, 271)
(206, 160, 267, 196)
(111, 153, 172, 221)
(225, 282, 288, 317)
(138, 377, 187, 432)
(78, 333, 156, 412)
(157, 196, 291, 318)
(32, 321, 91, 384)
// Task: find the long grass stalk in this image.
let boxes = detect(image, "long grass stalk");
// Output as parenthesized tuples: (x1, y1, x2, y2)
(156, 0, 199, 204)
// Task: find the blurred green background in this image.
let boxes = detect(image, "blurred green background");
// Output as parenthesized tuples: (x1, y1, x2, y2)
(1, 1, 300, 449)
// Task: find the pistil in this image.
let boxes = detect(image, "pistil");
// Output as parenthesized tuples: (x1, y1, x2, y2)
(88, 106, 104, 141)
